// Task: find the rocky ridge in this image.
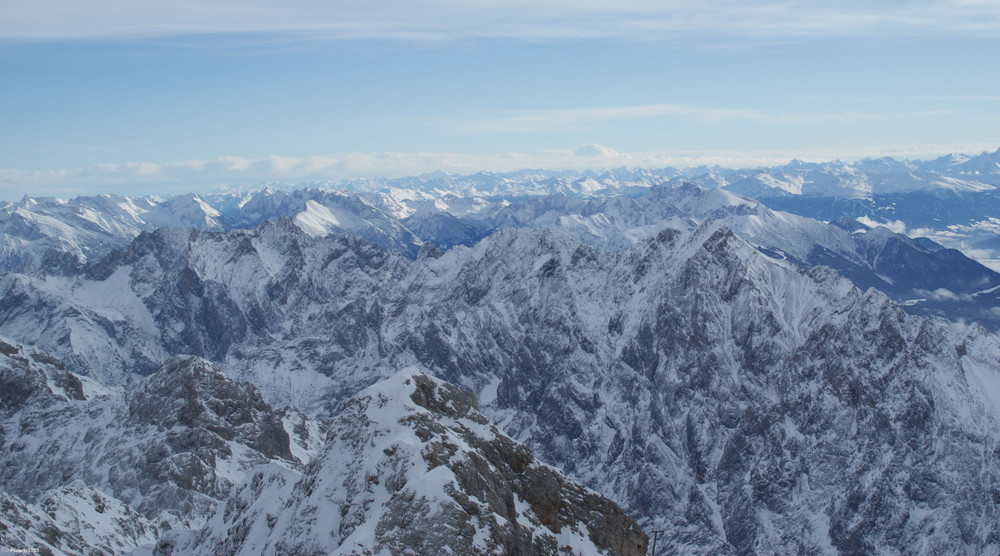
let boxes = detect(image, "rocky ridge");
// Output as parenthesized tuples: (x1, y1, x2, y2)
(1, 340, 647, 555)
(0, 483, 159, 556)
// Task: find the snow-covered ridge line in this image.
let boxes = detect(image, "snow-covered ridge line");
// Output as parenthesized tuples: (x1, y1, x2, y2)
(4, 151, 1000, 268)
(7, 178, 1000, 332)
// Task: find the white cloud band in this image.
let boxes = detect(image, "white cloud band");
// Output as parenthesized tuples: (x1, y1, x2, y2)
(4, 1, 1000, 41)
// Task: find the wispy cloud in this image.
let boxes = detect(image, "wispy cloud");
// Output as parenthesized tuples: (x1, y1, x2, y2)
(856, 215, 907, 234)
(914, 287, 974, 302)
(2, 142, 998, 200)
(4, 1, 999, 41)
(439, 104, 954, 133)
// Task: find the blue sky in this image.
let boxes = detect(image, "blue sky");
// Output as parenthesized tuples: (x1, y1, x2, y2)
(1, 1, 999, 198)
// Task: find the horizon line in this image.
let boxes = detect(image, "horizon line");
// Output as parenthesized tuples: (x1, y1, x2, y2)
(3, 144, 1000, 202)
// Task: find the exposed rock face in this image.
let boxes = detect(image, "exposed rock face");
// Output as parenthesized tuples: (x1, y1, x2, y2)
(0, 349, 307, 535)
(129, 356, 293, 461)
(0, 339, 84, 415)
(0, 219, 407, 387)
(174, 372, 647, 556)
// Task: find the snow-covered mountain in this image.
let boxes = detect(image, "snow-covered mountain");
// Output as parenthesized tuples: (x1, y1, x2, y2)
(5, 151, 1000, 553)
(259, 149, 1000, 200)
(0, 188, 421, 274)
(6, 148, 999, 270)
(673, 148, 1000, 267)
(363, 148, 1000, 271)
(712, 156, 1000, 200)
(0, 194, 152, 274)
(397, 184, 1000, 329)
(3, 219, 999, 553)
(0, 341, 644, 555)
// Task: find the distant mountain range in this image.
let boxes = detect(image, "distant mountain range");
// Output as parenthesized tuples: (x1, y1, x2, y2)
(6, 146, 1000, 267)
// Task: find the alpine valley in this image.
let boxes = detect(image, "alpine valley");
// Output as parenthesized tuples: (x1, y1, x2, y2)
(2, 152, 1000, 554)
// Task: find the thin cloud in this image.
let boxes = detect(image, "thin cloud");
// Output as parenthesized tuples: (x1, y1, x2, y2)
(3, 1, 999, 41)
(2, 142, 998, 200)
(441, 104, 954, 134)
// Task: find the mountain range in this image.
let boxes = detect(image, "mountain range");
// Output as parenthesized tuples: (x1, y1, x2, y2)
(3, 214, 1000, 553)
(3, 150, 1000, 553)
(6, 147, 1000, 274)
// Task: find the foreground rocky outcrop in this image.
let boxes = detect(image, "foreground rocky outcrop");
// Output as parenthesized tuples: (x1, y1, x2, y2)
(2, 344, 645, 555)
(163, 371, 647, 556)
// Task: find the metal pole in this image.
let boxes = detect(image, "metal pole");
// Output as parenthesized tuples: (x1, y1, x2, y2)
(650, 530, 664, 555)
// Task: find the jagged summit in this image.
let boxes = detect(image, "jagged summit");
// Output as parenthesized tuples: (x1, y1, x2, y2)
(128, 356, 294, 461)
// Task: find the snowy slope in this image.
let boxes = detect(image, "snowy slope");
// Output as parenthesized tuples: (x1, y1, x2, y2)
(0, 187, 419, 275)
(0, 483, 159, 555)
(0, 194, 150, 273)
